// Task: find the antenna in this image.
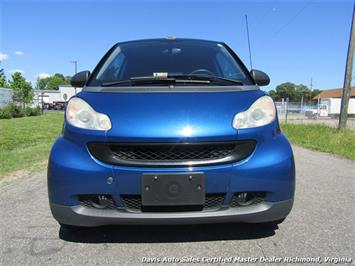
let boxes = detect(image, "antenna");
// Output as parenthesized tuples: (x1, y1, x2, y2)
(245, 15, 253, 70)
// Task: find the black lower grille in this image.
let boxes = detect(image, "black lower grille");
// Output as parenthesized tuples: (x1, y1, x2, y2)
(88, 141, 256, 167)
(121, 193, 226, 212)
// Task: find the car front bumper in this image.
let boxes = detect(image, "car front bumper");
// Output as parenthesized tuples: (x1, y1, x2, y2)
(48, 131, 295, 226)
(50, 199, 293, 226)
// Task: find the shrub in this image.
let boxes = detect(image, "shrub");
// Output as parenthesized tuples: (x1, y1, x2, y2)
(24, 106, 32, 117)
(0, 108, 12, 119)
(24, 106, 41, 116)
(0, 104, 42, 119)
(7, 103, 24, 118)
(31, 106, 42, 116)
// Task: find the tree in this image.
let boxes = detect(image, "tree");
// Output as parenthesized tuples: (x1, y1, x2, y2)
(273, 82, 297, 101)
(9, 72, 33, 107)
(35, 77, 50, 90)
(0, 75, 8, 87)
(269, 82, 320, 102)
(0, 68, 9, 88)
(46, 73, 70, 90)
(295, 84, 312, 102)
(311, 89, 322, 99)
(35, 73, 71, 90)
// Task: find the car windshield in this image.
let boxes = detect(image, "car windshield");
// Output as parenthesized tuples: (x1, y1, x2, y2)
(88, 39, 254, 86)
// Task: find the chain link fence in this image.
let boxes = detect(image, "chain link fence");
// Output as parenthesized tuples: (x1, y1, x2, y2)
(275, 100, 355, 130)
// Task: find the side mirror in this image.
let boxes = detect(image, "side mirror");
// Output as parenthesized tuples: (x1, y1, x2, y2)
(71, 71, 90, 87)
(250, 69, 270, 86)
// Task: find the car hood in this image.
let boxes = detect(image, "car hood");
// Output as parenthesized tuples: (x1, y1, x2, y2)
(78, 88, 265, 142)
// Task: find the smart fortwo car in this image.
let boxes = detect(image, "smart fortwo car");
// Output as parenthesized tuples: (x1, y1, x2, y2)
(48, 38, 295, 228)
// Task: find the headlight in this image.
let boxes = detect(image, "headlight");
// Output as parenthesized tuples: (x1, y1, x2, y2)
(233, 96, 276, 129)
(66, 97, 111, 130)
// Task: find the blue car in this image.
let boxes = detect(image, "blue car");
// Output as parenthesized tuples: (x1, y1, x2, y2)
(48, 38, 295, 228)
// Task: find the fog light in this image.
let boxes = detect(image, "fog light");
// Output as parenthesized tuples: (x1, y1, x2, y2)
(78, 195, 115, 209)
(235, 192, 254, 206)
(231, 192, 265, 207)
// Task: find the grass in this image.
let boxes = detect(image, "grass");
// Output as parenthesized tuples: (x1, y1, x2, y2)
(0, 113, 354, 177)
(281, 123, 355, 160)
(0, 113, 64, 176)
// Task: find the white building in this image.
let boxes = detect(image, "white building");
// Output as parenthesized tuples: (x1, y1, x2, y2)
(0, 88, 13, 108)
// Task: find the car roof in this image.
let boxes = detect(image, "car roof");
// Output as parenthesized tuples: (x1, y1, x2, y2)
(115, 38, 222, 46)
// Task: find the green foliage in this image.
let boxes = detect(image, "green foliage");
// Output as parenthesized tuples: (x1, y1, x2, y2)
(5, 103, 24, 118)
(269, 82, 322, 102)
(0, 103, 41, 119)
(0, 107, 12, 119)
(24, 106, 41, 116)
(35, 77, 49, 90)
(0, 75, 9, 88)
(281, 123, 355, 160)
(36, 73, 71, 90)
(9, 72, 33, 106)
(0, 113, 63, 175)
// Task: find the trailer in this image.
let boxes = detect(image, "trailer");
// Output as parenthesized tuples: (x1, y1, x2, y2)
(34, 85, 82, 110)
(305, 98, 355, 119)
(319, 98, 355, 117)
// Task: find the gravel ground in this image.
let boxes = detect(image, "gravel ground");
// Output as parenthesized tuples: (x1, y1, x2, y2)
(0, 146, 354, 266)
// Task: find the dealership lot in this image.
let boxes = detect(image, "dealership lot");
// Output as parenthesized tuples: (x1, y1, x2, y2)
(0, 146, 354, 265)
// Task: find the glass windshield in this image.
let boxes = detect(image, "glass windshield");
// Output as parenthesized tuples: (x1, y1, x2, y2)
(88, 39, 253, 86)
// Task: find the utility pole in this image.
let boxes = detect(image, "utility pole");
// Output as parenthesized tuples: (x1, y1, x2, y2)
(69, 60, 78, 74)
(245, 15, 253, 70)
(339, 3, 355, 129)
(69, 60, 78, 94)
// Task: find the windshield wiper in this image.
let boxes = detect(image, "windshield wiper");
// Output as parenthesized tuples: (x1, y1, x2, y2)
(101, 77, 174, 87)
(101, 76, 211, 87)
(168, 74, 244, 85)
(101, 74, 243, 87)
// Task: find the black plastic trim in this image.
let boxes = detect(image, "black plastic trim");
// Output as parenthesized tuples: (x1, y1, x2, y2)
(87, 140, 256, 167)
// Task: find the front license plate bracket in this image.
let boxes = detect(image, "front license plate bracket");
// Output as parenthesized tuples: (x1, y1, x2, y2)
(141, 173, 205, 206)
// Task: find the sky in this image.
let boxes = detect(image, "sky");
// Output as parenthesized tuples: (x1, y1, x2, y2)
(0, 0, 354, 91)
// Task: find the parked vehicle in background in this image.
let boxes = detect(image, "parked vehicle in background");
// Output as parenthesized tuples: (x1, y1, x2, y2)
(33, 85, 82, 110)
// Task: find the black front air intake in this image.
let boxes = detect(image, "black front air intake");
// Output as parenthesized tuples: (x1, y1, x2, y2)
(88, 140, 256, 167)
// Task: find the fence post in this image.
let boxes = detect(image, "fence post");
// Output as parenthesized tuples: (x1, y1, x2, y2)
(285, 98, 289, 123)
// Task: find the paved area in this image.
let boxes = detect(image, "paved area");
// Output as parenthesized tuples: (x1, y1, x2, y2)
(0, 146, 354, 265)
(279, 114, 355, 130)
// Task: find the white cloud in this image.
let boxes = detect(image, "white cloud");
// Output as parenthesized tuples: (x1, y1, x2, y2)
(15, 51, 24, 56)
(0, 53, 9, 61)
(37, 72, 51, 79)
(9, 69, 25, 75)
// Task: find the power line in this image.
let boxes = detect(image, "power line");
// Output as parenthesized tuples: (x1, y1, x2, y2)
(273, 0, 313, 37)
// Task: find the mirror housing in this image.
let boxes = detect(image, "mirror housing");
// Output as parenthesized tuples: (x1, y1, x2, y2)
(250, 69, 270, 86)
(71, 71, 90, 87)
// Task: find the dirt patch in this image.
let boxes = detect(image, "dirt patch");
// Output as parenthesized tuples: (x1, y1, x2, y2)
(0, 160, 47, 187)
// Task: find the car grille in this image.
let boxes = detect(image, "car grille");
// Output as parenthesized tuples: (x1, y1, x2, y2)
(88, 141, 256, 167)
(121, 193, 226, 212)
